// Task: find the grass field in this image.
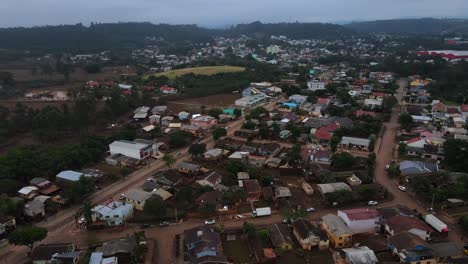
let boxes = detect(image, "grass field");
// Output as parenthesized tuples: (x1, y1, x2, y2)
(146, 66, 245, 79)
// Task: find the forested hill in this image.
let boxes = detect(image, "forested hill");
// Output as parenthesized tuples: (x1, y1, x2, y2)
(345, 18, 468, 35)
(0, 22, 352, 54)
(226, 21, 354, 39)
(0, 23, 215, 53)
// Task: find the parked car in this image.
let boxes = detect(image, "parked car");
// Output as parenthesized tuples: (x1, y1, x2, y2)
(306, 207, 316, 212)
(398, 185, 407, 192)
(368, 201, 378, 206)
(159, 221, 170, 227)
(205, 219, 215, 225)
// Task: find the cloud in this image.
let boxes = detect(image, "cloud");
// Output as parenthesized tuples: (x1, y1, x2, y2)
(0, 0, 467, 27)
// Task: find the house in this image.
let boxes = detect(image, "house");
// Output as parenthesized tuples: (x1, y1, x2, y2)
(160, 85, 177, 94)
(337, 208, 380, 234)
(399, 160, 439, 176)
(124, 189, 152, 211)
(89, 252, 118, 264)
(460, 104, 468, 118)
(355, 110, 377, 118)
(258, 143, 282, 157)
(18, 186, 39, 200)
(30, 178, 60, 196)
(109, 140, 155, 160)
(243, 179, 262, 201)
(339, 136, 371, 151)
(91, 201, 134, 227)
(321, 214, 352, 248)
(288, 94, 308, 105)
(56, 170, 84, 183)
(161, 116, 174, 126)
(177, 162, 201, 175)
(385, 215, 432, 240)
(197, 171, 222, 187)
(151, 105, 167, 115)
(24, 196, 47, 218)
(237, 172, 250, 180)
(268, 224, 293, 250)
(313, 123, 340, 144)
(190, 115, 218, 129)
(316, 182, 352, 198)
(0, 216, 16, 236)
(266, 157, 282, 168)
(102, 237, 137, 261)
(178, 111, 191, 120)
(388, 231, 435, 264)
(364, 98, 383, 109)
(31, 243, 79, 264)
(307, 80, 326, 91)
(292, 218, 329, 250)
(196, 191, 221, 207)
(274, 186, 292, 199)
(248, 155, 266, 167)
(203, 148, 224, 160)
(431, 242, 465, 261)
(184, 225, 227, 263)
(311, 149, 332, 164)
(235, 93, 267, 108)
(341, 246, 378, 264)
(279, 129, 292, 139)
(133, 106, 150, 120)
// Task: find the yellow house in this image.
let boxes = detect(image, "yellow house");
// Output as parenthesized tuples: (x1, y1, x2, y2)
(321, 214, 352, 248)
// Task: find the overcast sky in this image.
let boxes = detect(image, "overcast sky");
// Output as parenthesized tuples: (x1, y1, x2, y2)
(1, 0, 468, 28)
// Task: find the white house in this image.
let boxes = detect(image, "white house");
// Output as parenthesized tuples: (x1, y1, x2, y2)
(364, 98, 383, 109)
(307, 80, 325, 91)
(337, 208, 380, 234)
(109, 139, 155, 160)
(91, 201, 134, 226)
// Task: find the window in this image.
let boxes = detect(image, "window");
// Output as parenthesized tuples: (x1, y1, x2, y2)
(114, 215, 119, 218)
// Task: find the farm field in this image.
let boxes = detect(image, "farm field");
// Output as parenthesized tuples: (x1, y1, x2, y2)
(147, 66, 245, 79)
(167, 93, 240, 113)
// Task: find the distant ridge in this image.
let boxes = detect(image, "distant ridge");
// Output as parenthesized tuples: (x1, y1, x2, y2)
(345, 18, 468, 34)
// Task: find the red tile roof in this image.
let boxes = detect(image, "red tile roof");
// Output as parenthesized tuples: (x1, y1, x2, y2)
(314, 123, 339, 140)
(406, 137, 422, 144)
(386, 215, 432, 233)
(244, 179, 261, 193)
(447, 107, 460, 114)
(340, 208, 380, 221)
(160, 85, 175, 91)
(317, 97, 331, 104)
(461, 104, 468, 112)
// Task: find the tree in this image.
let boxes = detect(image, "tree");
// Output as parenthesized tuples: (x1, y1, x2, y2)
(143, 196, 166, 218)
(198, 203, 216, 214)
(175, 187, 195, 208)
(188, 143, 206, 158)
(67, 177, 96, 204)
(233, 108, 242, 118)
(8, 226, 47, 252)
(257, 229, 270, 242)
(250, 107, 268, 119)
(443, 139, 468, 173)
(357, 185, 379, 201)
(120, 167, 132, 178)
(399, 142, 407, 155)
(330, 134, 342, 153)
(459, 215, 468, 233)
(84, 64, 102, 74)
(286, 144, 302, 165)
(325, 190, 356, 206)
(243, 221, 256, 238)
(208, 108, 223, 119)
(331, 152, 355, 170)
(169, 130, 193, 148)
(243, 120, 256, 130)
(163, 155, 175, 169)
(212, 127, 227, 140)
(398, 113, 413, 130)
(82, 201, 93, 224)
(383, 96, 397, 112)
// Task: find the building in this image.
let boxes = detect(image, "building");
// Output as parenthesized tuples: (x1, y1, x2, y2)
(91, 201, 134, 227)
(190, 115, 218, 129)
(109, 139, 155, 160)
(177, 162, 201, 175)
(337, 208, 380, 234)
(133, 106, 150, 120)
(31, 243, 79, 264)
(89, 252, 118, 264)
(321, 214, 352, 248)
(399, 160, 439, 176)
(24, 198, 46, 218)
(316, 182, 352, 197)
(196, 171, 222, 188)
(243, 179, 262, 201)
(266, 45, 280, 54)
(268, 224, 293, 250)
(159, 85, 177, 94)
(274, 186, 292, 199)
(339, 136, 371, 151)
(418, 50, 468, 60)
(341, 246, 378, 264)
(292, 218, 329, 250)
(235, 93, 267, 108)
(203, 148, 224, 160)
(124, 189, 152, 211)
(279, 130, 292, 139)
(18, 186, 39, 200)
(307, 80, 326, 91)
(364, 98, 383, 109)
(388, 231, 435, 264)
(385, 215, 432, 240)
(102, 237, 137, 262)
(178, 111, 191, 120)
(0, 216, 16, 236)
(288, 94, 308, 105)
(248, 155, 266, 167)
(184, 225, 227, 264)
(56, 170, 84, 183)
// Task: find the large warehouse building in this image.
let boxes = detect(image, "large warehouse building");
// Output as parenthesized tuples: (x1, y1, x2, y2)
(418, 50, 468, 60)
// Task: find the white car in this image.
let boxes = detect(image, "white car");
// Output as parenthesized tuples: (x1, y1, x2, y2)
(368, 201, 378, 206)
(398, 185, 407, 192)
(306, 207, 316, 212)
(204, 219, 216, 225)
